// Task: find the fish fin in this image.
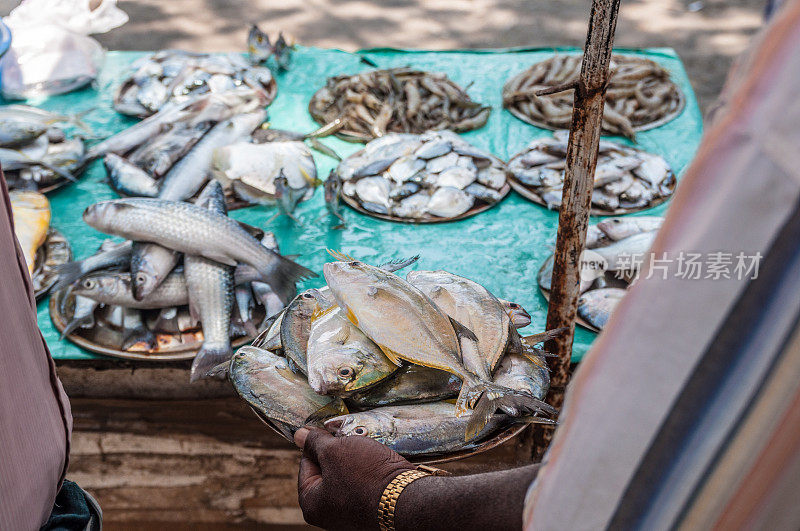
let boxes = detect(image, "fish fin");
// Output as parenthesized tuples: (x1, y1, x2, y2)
(311, 302, 338, 323)
(465, 393, 498, 441)
(258, 254, 317, 303)
(513, 415, 558, 427)
(454, 381, 485, 417)
(190, 343, 234, 383)
(307, 137, 341, 161)
(205, 361, 231, 380)
(326, 248, 357, 262)
(304, 398, 349, 426)
(449, 317, 478, 343)
(522, 350, 551, 371)
(275, 365, 298, 380)
(493, 387, 559, 418)
(272, 420, 295, 442)
(522, 327, 568, 346)
(378, 255, 420, 273)
(252, 310, 283, 348)
(69, 108, 96, 133)
(52, 260, 90, 292)
(60, 315, 94, 339)
(378, 345, 404, 367)
(344, 306, 359, 327)
(298, 166, 321, 188)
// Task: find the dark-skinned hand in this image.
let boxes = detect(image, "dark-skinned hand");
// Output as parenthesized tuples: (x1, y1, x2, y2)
(294, 426, 416, 530)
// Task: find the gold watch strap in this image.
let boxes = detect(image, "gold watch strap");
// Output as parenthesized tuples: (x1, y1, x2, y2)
(377, 470, 432, 531)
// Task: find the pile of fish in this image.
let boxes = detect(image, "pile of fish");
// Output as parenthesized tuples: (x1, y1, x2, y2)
(53, 182, 316, 381)
(92, 89, 318, 211)
(503, 55, 684, 138)
(1, 105, 88, 192)
(335, 131, 509, 221)
(539, 216, 663, 331)
(230, 254, 563, 457)
(508, 131, 675, 213)
(114, 51, 278, 117)
(308, 67, 491, 142)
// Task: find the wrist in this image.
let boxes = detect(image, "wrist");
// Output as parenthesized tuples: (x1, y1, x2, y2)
(392, 474, 446, 531)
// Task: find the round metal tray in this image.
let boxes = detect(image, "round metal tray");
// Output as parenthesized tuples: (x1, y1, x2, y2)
(247, 404, 529, 464)
(50, 287, 269, 361)
(33, 228, 72, 301)
(507, 173, 675, 216)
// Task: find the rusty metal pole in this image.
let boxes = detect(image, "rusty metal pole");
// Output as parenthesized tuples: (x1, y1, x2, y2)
(535, 0, 621, 452)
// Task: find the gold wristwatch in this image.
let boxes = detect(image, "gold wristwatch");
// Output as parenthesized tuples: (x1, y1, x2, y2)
(378, 465, 450, 531)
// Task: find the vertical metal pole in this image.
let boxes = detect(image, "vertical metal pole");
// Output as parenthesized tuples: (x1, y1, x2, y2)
(544, 0, 621, 407)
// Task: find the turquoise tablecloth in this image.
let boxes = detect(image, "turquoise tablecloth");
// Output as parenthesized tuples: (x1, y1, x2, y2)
(25, 46, 703, 361)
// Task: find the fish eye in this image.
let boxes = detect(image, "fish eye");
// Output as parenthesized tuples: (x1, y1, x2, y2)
(348, 261, 361, 267)
(509, 303, 519, 309)
(338, 367, 354, 378)
(301, 293, 314, 299)
(353, 426, 367, 436)
(135, 272, 148, 284)
(82, 279, 95, 289)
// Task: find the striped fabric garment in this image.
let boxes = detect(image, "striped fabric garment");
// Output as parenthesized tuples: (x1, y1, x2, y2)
(524, 1, 800, 529)
(0, 173, 72, 530)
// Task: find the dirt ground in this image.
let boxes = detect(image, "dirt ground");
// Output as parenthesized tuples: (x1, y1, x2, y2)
(1, 0, 766, 112)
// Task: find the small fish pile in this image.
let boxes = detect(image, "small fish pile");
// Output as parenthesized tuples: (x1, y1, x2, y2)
(308, 67, 491, 142)
(538, 216, 664, 331)
(508, 131, 675, 213)
(334, 131, 509, 221)
(247, 25, 294, 69)
(114, 51, 278, 117)
(230, 254, 561, 457)
(94, 89, 318, 211)
(53, 182, 316, 381)
(0, 105, 88, 192)
(503, 55, 684, 138)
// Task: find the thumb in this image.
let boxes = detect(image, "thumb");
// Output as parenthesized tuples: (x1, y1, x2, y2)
(298, 426, 337, 464)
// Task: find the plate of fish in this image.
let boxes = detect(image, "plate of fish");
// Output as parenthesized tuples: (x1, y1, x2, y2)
(10, 191, 72, 300)
(308, 67, 491, 142)
(538, 216, 664, 332)
(113, 50, 278, 118)
(50, 182, 316, 380)
(230, 252, 562, 461)
(1, 105, 88, 193)
(503, 55, 685, 138)
(92, 89, 318, 211)
(334, 130, 510, 222)
(507, 131, 675, 215)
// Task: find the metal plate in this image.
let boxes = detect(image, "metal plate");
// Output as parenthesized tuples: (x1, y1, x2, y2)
(247, 404, 529, 464)
(50, 283, 270, 362)
(33, 228, 72, 301)
(507, 173, 675, 217)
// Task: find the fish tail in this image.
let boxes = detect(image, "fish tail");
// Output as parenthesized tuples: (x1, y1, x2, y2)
(465, 392, 498, 441)
(461, 382, 559, 441)
(122, 326, 157, 352)
(60, 316, 93, 339)
(257, 254, 317, 303)
(53, 260, 89, 292)
(190, 343, 234, 383)
(70, 108, 96, 134)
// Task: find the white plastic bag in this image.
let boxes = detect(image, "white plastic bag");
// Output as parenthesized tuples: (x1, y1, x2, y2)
(0, 0, 128, 99)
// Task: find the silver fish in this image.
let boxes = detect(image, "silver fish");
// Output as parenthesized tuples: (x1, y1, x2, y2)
(53, 240, 133, 293)
(159, 110, 266, 201)
(60, 295, 99, 339)
(307, 306, 397, 395)
(499, 299, 531, 328)
(104, 154, 159, 197)
(346, 365, 461, 408)
(0, 119, 47, 147)
(230, 346, 348, 439)
(325, 401, 510, 454)
(186, 181, 236, 382)
(426, 187, 473, 218)
(281, 289, 334, 373)
(130, 243, 180, 301)
(83, 198, 316, 303)
(577, 287, 626, 329)
(597, 216, 663, 241)
(71, 270, 189, 309)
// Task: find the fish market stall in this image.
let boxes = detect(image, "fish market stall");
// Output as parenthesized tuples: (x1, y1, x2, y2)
(18, 46, 701, 526)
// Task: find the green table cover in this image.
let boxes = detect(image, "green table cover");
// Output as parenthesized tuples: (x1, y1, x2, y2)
(24, 46, 702, 361)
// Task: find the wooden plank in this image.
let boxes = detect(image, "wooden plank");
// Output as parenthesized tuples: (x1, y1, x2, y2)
(67, 395, 535, 527)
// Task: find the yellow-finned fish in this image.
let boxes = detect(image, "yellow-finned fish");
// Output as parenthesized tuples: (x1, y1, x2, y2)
(10, 191, 50, 275)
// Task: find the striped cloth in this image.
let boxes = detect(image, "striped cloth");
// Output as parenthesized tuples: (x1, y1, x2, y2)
(523, 1, 800, 529)
(0, 173, 72, 530)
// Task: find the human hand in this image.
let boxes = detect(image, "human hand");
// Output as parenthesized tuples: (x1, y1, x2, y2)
(294, 427, 416, 530)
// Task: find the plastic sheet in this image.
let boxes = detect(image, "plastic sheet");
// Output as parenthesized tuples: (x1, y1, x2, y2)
(26, 46, 702, 361)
